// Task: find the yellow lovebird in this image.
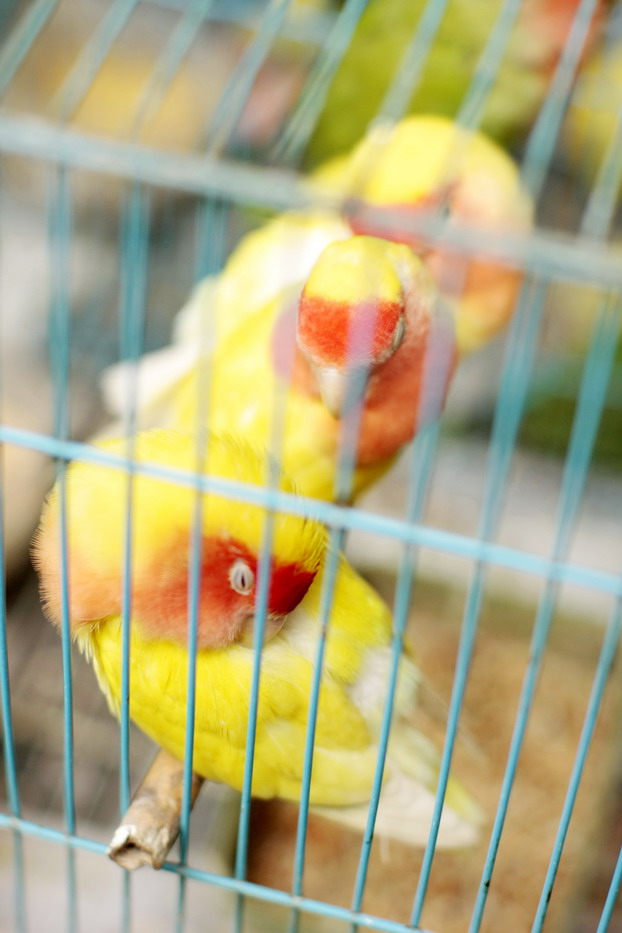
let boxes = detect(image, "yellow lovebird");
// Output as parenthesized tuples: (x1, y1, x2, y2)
(33, 429, 480, 848)
(105, 235, 456, 502)
(102, 116, 530, 419)
(314, 115, 534, 352)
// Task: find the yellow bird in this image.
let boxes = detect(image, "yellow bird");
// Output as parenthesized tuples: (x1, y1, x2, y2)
(33, 429, 480, 847)
(109, 235, 456, 502)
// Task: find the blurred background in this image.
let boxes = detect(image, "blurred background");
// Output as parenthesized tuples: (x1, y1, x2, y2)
(1, 0, 622, 930)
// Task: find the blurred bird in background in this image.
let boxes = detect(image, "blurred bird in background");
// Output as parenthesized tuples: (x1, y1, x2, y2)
(33, 428, 481, 848)
(304, 0, 610, 165)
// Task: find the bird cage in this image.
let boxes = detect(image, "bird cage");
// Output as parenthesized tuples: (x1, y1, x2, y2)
(0, 1, 621, 932)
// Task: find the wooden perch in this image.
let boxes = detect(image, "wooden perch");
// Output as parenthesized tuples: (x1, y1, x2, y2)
(107, 749, 204, 870)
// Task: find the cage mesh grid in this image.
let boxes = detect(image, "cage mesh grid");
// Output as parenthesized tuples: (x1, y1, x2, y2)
(0, 0, 621, 931)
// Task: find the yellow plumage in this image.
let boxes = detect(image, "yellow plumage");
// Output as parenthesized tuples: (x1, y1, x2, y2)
(35, 429, 480, 846)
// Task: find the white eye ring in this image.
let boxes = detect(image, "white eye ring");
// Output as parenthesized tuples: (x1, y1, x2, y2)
(229, 559, 255, 595)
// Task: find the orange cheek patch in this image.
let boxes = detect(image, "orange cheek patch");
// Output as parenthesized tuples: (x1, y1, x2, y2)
(298, 294, 402, 367)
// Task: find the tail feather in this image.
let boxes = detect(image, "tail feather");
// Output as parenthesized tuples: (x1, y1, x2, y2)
(312, 724, 482, 848)
(311, 755, 481, 849)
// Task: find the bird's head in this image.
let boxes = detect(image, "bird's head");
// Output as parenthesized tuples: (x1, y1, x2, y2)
(314, 116, 533, 349)
(331, 115, 531, 238)
(297, 235, 432, 417)
(33, 430, 326, 650)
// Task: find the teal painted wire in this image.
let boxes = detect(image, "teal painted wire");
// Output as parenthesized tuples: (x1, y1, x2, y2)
(350, 310, 454, 915)
(350, 422, 440, 920)
(453, 0, 523, 133)
(469, 297, 622, 933)
(0, 162, 22, 918)
(204, 0, 293, 156)
(374, 0, 450, 128)
(232, 513, 277, 933)
(48, 165, 79, 933)
(288, 527, 345, 933)
(289, 347, 379, 932)
(234, 296, 299, 932)
(411, 274, 546, 927)
(175, 481, 206, 933)
(531, 599, 622, 932)
(12, 831, 26, 933)
(0, 462, 20, 817)
(176, 199, 224, 929)
(581, 112, 622, 237)
(0, 813, 439, 933)
(66, 849, 78, 933)
(130, 0, 216, 141)
(194, 196, 229, 280)
(4, 422, 622, 599)
(273, 0, 370, 165)
(0, 0, 58, 98)
(48, 166, 75, 838)
(597, 845, 622, 933)
(51, 0, 139, 123)
(118, 184, 148, 933)
(521, 0, 600, 200)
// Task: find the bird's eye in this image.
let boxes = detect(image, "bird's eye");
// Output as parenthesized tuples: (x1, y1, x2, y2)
(229, 559, 255, 595)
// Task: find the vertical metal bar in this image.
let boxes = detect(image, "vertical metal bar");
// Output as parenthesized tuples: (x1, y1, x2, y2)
(233, 509, 278, 933)
(452, 0, 523, 134)
(48, 164, 79, 933)
(117, 181, 150, 933)
(375, 0, 451, 128)
(12, 830, 27, 933)
(350, 422, 440, 918)
(0, 155, 25, 932)
(175, 195, 224, 932)
(194, 196, 229, 282)
(520, 0, 600, 200)
(0, 454, 21, 820)
(204, 0, 292, 157)
(288, 525, 345, 933)
(51, 0, 139, 123)
(350, 287, 454, 916)
(597, 844, 622, 933)
(234, 248, 297, 929)
(273, 0, 371, 165)
(0, 0, 59, 98)
(130, 0, 217, 142)
(175, 482, 204, 933)
(531, 599, 622, 931)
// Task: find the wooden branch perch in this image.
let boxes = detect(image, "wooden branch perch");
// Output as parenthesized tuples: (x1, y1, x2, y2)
(107, 749, 204, 870)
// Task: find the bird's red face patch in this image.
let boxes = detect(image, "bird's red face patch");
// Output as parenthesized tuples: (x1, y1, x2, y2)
(131, 535, 316, 649)
(297, 293, 403, 369)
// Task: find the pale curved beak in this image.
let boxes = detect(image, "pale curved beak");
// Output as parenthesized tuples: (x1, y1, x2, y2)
(239, 612, 285, 647)
(314, 364, 370, 418)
